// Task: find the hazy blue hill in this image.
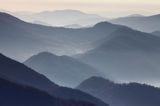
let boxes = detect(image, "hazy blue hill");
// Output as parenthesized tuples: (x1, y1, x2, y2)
(0, 12, 118, 61)
(12, 9, 107, 26)
(24, 52, 102, 87)
(110, 14, 160, 32)
(125, 14, 145, 18)
(0, 53, 109, 106)
(77, 76, 160, 106)
(151, 31, 160, 36)
(95, 27, 160, 51)
(78, 22, 160, 86)
(0, 77, 97, 106)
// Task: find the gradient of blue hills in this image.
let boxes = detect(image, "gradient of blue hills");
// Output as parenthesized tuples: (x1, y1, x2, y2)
(0, 12, 117, 61)
(0, 53, 109, 106)
(77, 22, 160, 86)
(1, 12, 160, 87)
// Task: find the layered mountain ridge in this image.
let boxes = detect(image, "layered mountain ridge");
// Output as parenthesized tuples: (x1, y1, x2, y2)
(0, 53, 109, 106)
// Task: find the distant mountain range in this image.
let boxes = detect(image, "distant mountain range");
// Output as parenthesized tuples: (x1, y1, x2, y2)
(10, 9, 107, 26)
(0, 12, 116, 61)
(0, 53, 109, 106)
(110, 14, 160, 32)
(2, 8, 160, 106)
(1, 12, 160, 87)
(24, 52, 102, 87)
(77, 22, 160, 86)
(77, 77, 160, 106)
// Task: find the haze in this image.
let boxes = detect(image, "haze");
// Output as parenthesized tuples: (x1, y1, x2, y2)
(1, 0, 160, 18)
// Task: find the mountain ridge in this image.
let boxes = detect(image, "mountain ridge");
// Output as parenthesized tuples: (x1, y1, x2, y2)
(110, 14, 160, 32)
(24, 52, 102, 87)
(12, 9, 107, 26)
(77, 76, 160, 106)
(78, 22, 160, 86)
(0, 12, 119, 61)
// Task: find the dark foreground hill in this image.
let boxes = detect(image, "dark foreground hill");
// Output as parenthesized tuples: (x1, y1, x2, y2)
(0, 77, 96, 106)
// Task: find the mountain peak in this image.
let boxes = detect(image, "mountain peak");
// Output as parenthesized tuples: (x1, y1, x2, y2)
(93, 21, 121, 31)
(77, 76, 114, 89)
(38, 9, 87, 16)
(88, 76, 114, 84)
(0, 12, 21, 21)
(0, 12, 12, 17)
(31, 52, 60, 60)
(127, 14, 144, 17)
(37, 51, 56, 57)
(30, 52, 78, 62)
(94, 21, 113, 28)
(54, 9, 85, 14)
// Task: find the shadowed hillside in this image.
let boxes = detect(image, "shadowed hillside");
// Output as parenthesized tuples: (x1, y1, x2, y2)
(0, 77, 96, 106)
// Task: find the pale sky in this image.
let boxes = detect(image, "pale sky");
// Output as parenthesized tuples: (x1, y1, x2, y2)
(0, 0, 160, 17)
